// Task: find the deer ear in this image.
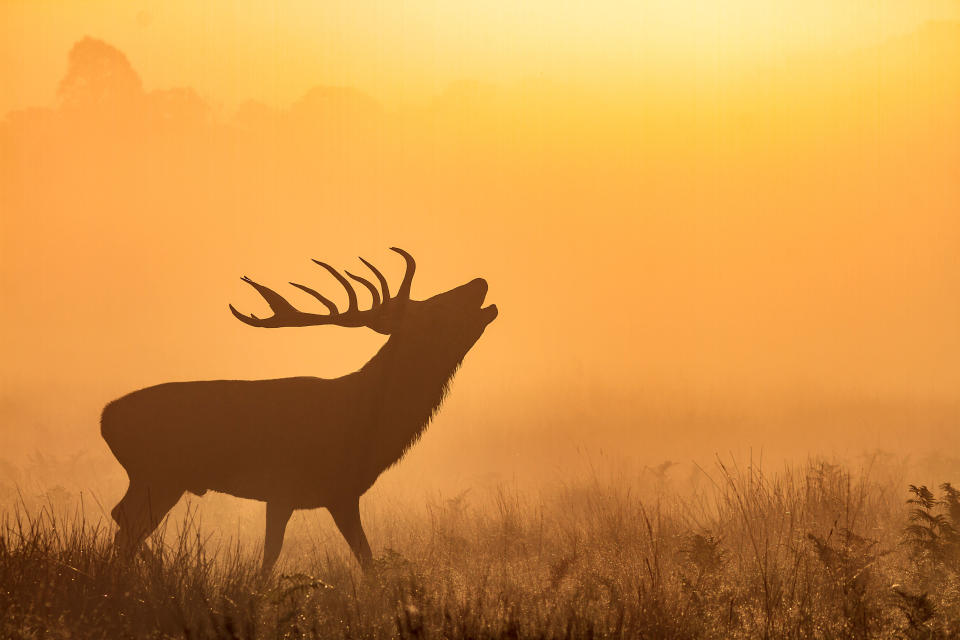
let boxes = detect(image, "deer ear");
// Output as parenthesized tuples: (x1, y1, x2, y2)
(368, 320, 393, 336)
(369, 298, 411, 335)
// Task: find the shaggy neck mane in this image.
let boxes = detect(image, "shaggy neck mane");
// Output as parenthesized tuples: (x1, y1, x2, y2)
(360, 332, 464, 471)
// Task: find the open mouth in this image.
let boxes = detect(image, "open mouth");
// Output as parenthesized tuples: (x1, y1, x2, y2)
(474, 279, 498, 324)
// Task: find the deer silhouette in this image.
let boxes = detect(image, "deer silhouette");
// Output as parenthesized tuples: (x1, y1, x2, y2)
(101, 248, 497, 571)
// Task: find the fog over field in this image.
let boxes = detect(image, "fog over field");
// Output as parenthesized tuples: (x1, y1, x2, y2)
(3, 21, 960, 488)
(2, 2, 960, 635)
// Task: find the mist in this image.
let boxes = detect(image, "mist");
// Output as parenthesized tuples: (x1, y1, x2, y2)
(2, 26, 959, 499)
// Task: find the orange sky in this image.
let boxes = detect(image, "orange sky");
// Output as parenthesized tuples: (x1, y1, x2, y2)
(3, 0, 959, 113)
(1, 2, 959, 469)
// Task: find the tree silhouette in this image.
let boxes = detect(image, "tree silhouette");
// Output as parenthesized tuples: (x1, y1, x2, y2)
(57, 37, 143, 113)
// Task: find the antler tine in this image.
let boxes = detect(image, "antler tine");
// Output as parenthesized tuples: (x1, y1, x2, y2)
(389, 247, 416, 300)
(312, 260, 359, 313)
(358, 257, 390, 301)
(230, 276, 321, 328)
(345, 271, 381, 308)
(229, 302, 263, 326)
(230, 249, 412, 330)
(288, 282, 339, 314)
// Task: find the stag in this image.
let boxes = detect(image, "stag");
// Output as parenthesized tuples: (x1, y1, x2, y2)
(101, 248, 497, 571)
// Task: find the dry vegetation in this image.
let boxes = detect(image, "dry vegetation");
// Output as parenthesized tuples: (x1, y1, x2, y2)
(3, 457, 960, 639)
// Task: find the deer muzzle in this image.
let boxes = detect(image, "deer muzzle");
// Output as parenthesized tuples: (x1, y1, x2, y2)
(468, 278, 498, 325)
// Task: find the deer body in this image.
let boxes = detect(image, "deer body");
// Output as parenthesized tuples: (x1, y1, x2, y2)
(102, 249, 496, 571)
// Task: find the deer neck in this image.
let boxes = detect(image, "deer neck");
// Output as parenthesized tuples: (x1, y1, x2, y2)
(359, 331, 463, 465)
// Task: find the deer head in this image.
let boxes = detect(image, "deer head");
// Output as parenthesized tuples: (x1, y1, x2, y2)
(229, 247, 498, 366)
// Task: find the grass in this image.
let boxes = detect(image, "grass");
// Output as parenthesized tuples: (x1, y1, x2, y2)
(2, 458, 960, 639)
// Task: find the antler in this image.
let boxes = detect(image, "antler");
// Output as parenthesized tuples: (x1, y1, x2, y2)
(229, 247, 416, 329)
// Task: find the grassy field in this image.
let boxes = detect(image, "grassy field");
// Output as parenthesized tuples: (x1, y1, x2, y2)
(2, 458, 960, 639)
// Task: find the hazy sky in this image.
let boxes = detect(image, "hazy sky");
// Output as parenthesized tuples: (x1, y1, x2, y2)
(2, 0, 959, 113)
(2, 2, 959, 466)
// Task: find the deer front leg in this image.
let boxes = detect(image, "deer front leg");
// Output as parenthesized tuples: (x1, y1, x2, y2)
(262, 502, 293, 574)
(329, 498, 373, 567)
(112, 481, 183, 559)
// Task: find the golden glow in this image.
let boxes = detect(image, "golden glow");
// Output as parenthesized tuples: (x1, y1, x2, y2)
(1, 2, 959, 467)
(2, 1, 958, 112)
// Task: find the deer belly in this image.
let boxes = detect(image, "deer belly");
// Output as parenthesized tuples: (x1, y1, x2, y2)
(195, 443, 356, 507)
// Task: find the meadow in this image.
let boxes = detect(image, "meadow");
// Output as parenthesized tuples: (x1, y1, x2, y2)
(3, 454, 960, 639)
(2, 8, 959, 639)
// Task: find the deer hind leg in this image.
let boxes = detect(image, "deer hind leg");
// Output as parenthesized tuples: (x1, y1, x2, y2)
(262, 502, 293, 574)
(111, 480, 183, 557)
(328, 498, 373, 568)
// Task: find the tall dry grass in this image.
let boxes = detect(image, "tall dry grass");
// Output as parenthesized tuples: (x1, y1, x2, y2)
(2, 458, 959, 638)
